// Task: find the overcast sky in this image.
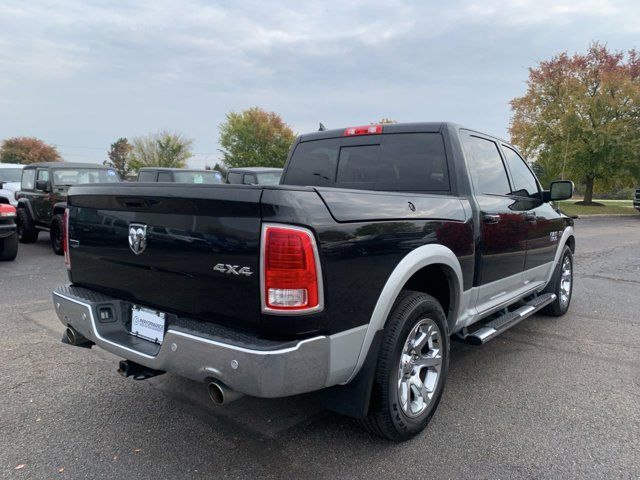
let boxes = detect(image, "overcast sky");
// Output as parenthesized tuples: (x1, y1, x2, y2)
(1, 0, 638, 168)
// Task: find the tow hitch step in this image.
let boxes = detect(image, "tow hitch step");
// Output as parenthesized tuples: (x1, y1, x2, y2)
(118, 360, 165, 380)
(466, 293, 556, 345)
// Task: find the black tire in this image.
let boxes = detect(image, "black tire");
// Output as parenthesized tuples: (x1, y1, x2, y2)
(17, 208, 39, 243)
(50, 214, 64, 255)
(541, 245, 573, 316)
(0, 232, 18, 261)
(357, 290, 449, 441)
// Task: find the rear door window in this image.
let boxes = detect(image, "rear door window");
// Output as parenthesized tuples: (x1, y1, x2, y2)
(284, 133, 449, 192)
(462, 135, 511, 196)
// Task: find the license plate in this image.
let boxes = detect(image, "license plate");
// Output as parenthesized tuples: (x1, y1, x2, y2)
(130, 306, 166, 344)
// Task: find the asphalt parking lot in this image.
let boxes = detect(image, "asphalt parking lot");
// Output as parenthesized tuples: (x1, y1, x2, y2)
(1, 216, 639, 479)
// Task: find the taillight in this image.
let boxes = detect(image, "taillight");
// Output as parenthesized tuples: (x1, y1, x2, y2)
(63, 208, 70, 269)
(0, 204, 16, 217)
(343, 124, 383, 136)
(261, 224, 323, 313)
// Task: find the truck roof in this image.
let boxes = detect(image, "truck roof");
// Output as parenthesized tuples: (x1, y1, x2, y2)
(299, 122, 448, 142)
(227, 167, 283, 173)
(23, 162, 114, 169)
(298, 121, 509, 145)
(138, 167, 215, 172)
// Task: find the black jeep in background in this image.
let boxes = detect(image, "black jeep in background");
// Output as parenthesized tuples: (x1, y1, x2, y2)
(16, 162, 120, 254)
(137, 167, 224, 184)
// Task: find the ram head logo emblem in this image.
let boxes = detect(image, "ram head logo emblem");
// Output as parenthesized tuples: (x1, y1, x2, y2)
(128, 223, 147, 255)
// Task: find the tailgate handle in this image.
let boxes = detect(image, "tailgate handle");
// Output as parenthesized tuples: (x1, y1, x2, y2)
(118, 197, 160, 209)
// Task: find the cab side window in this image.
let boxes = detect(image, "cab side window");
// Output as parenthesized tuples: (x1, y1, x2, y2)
(243, 174, 257, 185)
(157, 172, 172, 182)
(502, 145, 539, 198)
(227, 172, 242, 184)
(463, 135, 511, 196)
(138, 171, 156, 182)
(21, 169, 36, 190)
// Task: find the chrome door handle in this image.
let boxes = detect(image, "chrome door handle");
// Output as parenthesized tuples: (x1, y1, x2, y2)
(523, 212, 537, 222)
(483, 214, 501, 224)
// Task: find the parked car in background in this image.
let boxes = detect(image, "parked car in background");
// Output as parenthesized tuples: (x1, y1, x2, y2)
(634, 187, 640, 212)
(226, 167, 282, 185)
(0, 163, 25, 207)
(0, 203, 18, 261)
(16, 162, 120, 255)
(137, 168, 224, 184)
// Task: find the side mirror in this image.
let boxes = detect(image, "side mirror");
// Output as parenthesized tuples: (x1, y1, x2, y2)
(35, 179, 50, 192)
(544, 180, 573, 202)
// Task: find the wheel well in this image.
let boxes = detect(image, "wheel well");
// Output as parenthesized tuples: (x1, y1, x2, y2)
(566, 235, 575, 253)
(402, 264, 454, 320)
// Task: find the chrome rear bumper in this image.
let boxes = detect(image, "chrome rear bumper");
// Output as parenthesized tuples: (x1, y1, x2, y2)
(53, 285, 366, 398)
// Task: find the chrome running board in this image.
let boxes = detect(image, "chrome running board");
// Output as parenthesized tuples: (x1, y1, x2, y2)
(466, 293, 556, 345)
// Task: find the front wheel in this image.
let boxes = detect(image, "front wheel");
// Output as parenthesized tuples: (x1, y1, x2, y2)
(0, 232, 18, 261)
(541, 245, 573, 316)
(357, 291, 449, 441)
(50, 214, 64, 255)
(17, 208, 39, 243)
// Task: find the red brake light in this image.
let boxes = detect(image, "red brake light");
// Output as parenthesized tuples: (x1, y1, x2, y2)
(262, 224, 323, 313)
(0, 204, 16, 217)
(343, 125, 383, 136)
(63, 208, 70, 269)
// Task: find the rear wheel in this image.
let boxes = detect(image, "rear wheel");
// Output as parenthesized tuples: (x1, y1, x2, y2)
(357, 290, 449, 441)
(0, 232, 18, 261)
(541, 245, 573, 316)
(17, 208, 38, 243)
(50, 214, 64, 255)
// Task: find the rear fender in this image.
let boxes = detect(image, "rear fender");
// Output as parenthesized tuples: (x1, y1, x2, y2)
(344, 244, 463, 383)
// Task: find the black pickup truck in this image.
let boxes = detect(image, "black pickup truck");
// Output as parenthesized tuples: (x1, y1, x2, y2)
(53, 122, 575, 440)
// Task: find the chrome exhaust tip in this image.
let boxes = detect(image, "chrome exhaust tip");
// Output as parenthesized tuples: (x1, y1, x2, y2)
(207, 381, 243, 405)
(65, 326, 78, 344)
(64, 326, 93, 348)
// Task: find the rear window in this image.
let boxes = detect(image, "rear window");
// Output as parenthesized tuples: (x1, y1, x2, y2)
(53, 168, 120, 185)
(0, 168, 22, 183)
(283, 133, 449, 192)
(173, 171, 223, 184)
(255, 172, 282, 185)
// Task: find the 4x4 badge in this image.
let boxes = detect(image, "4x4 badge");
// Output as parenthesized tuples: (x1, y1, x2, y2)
(128, 223, 147, 255)
(213, 263, 253, 276)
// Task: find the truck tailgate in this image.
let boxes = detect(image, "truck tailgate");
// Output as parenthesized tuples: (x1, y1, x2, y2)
(67, 184, 263, 331)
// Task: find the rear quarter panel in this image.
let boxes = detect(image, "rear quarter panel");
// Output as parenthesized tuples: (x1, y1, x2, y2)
(261, 188, 474, 336)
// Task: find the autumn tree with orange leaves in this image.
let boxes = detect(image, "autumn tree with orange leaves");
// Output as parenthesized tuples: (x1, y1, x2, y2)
(510, 43, 640, 204)
(0, 137, 62, 164)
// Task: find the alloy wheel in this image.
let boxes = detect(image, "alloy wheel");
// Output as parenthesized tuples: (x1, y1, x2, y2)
(397, 318, 443, 418)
